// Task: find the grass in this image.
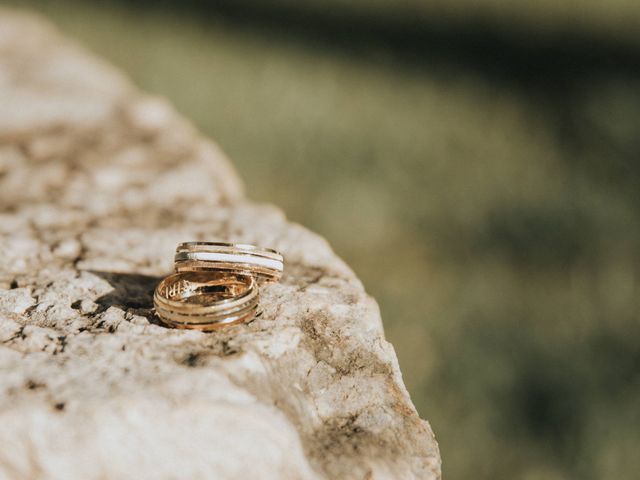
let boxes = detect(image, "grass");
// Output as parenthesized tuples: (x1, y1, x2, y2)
(6, 1, 640, 478)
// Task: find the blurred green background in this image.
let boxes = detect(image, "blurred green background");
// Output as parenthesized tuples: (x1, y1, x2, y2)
(7, 0, 640, 478)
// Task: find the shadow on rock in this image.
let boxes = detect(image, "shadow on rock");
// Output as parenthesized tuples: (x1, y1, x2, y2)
(87, 270, 166, 325)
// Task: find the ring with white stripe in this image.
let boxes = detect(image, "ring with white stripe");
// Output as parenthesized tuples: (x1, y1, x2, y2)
(154, 271, 259, 330)
(174, 242, 284, 283)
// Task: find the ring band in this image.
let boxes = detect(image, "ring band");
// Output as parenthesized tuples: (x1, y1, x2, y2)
(174, 242, 284, 283)
(153, 271, 258, 330)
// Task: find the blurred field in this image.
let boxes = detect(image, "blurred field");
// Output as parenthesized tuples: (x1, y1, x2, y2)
(7, 1, 640, 479)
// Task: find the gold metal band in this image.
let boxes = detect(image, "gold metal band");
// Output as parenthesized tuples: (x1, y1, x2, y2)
(153, 271, 258, 330)
(174, 242, 284, 283)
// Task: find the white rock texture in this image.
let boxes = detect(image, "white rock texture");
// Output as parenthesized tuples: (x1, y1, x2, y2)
(0, 10, 440, 480)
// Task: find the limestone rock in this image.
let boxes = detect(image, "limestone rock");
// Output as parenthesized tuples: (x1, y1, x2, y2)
(0, 10, 440, 480)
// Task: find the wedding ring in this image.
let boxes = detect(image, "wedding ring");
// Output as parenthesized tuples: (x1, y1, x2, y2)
(174, 242, 284, 283)
(153, 271, 258, 330)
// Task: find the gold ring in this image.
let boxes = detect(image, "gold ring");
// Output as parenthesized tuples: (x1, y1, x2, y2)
(153, 271, 258, 330)
(174, 242, 284, 284)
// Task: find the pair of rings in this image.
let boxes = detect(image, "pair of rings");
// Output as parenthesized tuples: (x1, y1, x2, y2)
(153, 242, 284, 331)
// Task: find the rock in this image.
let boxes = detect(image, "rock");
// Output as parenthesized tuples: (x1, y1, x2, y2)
(0, 9, 440, 480)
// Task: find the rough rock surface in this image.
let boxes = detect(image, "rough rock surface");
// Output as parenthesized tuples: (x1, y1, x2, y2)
(0, 10, 440, 480)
